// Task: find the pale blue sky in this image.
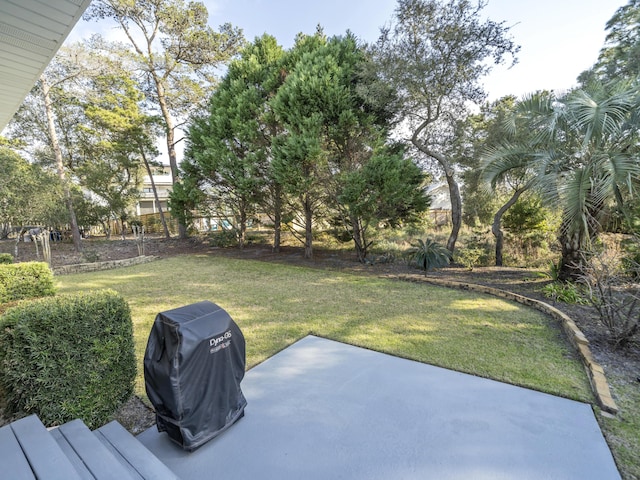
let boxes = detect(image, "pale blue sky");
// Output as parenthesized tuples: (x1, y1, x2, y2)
(71, 0, 623, 100)
(202, 0, 622, 100)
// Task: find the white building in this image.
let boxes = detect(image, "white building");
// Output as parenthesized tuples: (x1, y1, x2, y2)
(136, 166, 173, 216)
(425, 182, 452, 227)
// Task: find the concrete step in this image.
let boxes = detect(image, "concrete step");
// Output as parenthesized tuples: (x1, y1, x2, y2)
(52, 419, 137, 480)
(95, 421, 180, 480)
(5, 414, 82, 480)
(0, 414, 179, 480)
(0, 421, 36, 480)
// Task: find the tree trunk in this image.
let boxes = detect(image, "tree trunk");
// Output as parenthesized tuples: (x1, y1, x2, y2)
(303, 194, 313, 259)
(559, 230, 584, 281)
(238, 208, 247, 249)
(41, 75, 82, 252)
(141, 148, 171, 239)
(14, 228, 25, 259)
(412, 139, 461, 255)
(102, 222, 111, 240)
(33, 230, 40, 259)
(491, 188, 525, 266)
(351, 216, 364, 263)
(272, 185, 282, 253)
(152, 73, 187, 239)
(558, 203, 603, 281)
(350, 215, 369, 263)
(444, 171, 462, 254)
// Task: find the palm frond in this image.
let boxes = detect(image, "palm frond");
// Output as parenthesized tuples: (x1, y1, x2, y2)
(558, 166, 595, 239)
(567, 86, 636, 150)
(480, 141, 532, 187)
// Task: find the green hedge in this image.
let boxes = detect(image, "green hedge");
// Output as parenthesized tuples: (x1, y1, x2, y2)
(0, 253, 13, 264)
(0, 290, 136, 428)
(0, 262, 55, 304)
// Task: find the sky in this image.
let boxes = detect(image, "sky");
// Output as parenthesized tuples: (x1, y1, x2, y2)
(69, 0, 624, 101)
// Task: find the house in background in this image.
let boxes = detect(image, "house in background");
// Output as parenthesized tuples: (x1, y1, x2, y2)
(136, 165, 172, 217)
(425, 182, 452, 228)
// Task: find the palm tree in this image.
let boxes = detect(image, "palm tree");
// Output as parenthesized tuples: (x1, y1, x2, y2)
(412, 238, 451, 276)
(482, 82, 640, 280)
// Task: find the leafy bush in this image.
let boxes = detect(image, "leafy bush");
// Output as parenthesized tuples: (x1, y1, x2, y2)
(541, 282, 587, 305)
(503, 195, 555, 235)
(0, 253, 13, 264)
(82, 250, 101, 263)
(0, 262, 55, 304)
(0, 290, 136, 428)
(455, 247, 490, 270)
(208, 229, 238, 248)
(501, 199, 558, 268)
(368, 240, 412, 265)
(456, 229, 493, 268)
(621, 236, 640, 278)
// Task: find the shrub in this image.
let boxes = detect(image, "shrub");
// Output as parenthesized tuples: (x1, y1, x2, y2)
(541, 281, 587, 305)
(0, 262, 55, 304)
(621, 236, 640, 278)
(83, 250, 101, 263)
(0, 290, 136, 428)
(455, 247, 490, 270)
(368, 240, 412, 265)
(578, 253, 640, 347)
(410, 238, 451, 275)
(208, 229, 238, 248)
(456, 229, 493, 269)
(0, 253, 13, 264)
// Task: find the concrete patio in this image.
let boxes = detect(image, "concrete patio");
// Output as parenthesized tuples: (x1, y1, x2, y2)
(138, 335, 620, 479)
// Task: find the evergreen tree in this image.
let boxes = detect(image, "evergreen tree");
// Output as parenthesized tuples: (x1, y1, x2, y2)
(593, 0, 640, 81)
(184, 34, 285, 248)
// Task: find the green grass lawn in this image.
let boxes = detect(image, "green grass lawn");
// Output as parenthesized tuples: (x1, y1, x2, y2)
(56, 255, 592, 405)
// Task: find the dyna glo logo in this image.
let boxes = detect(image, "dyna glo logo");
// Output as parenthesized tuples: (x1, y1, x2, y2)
(209, 330, 232, 354)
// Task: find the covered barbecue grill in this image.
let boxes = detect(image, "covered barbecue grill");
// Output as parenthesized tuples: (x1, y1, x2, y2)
(144, 301, 247, 451)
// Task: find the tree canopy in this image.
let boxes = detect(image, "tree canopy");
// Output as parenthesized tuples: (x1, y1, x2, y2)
(185, 34, 285, 248)
(594, 0, 640, 81)
(183, 31, 429, 260)
(0, 148, 64, 239)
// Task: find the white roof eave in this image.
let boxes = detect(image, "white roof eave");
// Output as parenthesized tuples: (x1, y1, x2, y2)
(0, 0, 92, 132)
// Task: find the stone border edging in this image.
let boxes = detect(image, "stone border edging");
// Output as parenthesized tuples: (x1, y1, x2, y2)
(52, 255, 158, 275)
(387, 273, 618, 415)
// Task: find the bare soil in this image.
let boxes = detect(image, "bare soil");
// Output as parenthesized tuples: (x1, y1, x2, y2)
(1, 235, 638, 435)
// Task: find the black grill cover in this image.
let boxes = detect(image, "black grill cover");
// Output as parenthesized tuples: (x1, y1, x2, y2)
(144, 301, 247, 451)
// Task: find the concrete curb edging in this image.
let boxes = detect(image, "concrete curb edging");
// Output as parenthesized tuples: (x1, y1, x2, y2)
(52, 255, 159, 275)
(388, 274, 619, 415)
